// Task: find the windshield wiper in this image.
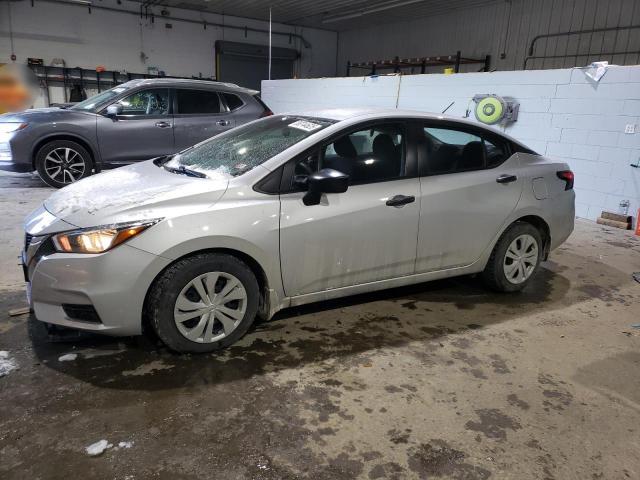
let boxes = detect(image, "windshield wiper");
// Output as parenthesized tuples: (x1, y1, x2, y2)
(163, 164, 207, 178)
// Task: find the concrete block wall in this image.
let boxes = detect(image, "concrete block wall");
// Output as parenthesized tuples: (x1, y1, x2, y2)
(262, 66, 640, 226)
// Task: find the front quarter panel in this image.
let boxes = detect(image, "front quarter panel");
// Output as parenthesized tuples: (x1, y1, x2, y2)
(10, 111, 99, 169)
(126, 183, 284, 309)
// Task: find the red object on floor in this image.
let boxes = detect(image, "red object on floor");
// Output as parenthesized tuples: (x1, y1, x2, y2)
(636, 209, 640, 236)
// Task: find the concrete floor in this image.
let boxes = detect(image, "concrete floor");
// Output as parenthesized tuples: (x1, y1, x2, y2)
(1, 172, 639, 480)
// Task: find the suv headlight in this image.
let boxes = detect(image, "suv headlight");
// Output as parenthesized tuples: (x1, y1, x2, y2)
(0, 123, 28, 134)
(52, 219, 161, 254)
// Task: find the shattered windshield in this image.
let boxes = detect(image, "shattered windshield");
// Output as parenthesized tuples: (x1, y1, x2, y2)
(165, 115, 336, 177)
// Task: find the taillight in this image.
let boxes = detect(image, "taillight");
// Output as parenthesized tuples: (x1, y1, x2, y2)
(556, 170, 574, 190)
(260, 109, 274, 118)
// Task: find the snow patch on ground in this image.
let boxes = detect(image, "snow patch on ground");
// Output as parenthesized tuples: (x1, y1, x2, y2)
(0, 351, 17, 377)
(85, 439, 134, 456)
(58, 353, 78, 362)
(85, 439, 112, 456)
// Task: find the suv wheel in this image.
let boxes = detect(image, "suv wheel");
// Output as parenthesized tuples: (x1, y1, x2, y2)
(146, 253, 259, 353)
(481, 222, 543, 292)
(35, 140, 93, 188)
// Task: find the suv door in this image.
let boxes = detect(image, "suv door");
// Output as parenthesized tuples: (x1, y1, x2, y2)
(279, 121, 420, 297)
(172, 88, 235, 151)
(96, 88, 174, 165)
(415, 122, 523, 272)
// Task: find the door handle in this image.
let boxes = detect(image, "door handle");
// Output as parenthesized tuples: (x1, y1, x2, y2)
(386, 195, 415, 207)
(155, 121, 172, 128)
(496, 174, 518, 184)
(216, 120, 231, 126)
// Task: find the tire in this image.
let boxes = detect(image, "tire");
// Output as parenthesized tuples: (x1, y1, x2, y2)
(146, 253, 259, 353)
(481, 222, 543, 293)
(35, 140, 93, 188)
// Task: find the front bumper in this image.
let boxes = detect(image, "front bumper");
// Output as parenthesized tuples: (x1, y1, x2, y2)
(24, 240, 171, 336)
(0, 134, 32, 172)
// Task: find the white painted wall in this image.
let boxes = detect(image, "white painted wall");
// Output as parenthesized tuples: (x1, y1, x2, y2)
(338, 0, 640, 75)
(262, 65, 640, 225)
(0, 0, 337, 104)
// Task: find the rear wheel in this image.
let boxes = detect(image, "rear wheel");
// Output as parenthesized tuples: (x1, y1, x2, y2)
(481, 222, 543, 292)
(35, 140, 93, 188)
(146, 253, 259, 353)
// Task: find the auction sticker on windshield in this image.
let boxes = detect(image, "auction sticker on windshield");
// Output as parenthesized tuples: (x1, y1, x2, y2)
(289, 120, 323, 132)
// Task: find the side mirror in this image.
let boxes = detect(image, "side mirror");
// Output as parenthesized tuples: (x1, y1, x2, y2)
(105, 104, 123, 117)
(303, 168, 349, 206)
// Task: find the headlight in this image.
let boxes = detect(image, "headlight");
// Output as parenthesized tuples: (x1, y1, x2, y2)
(0, 123, 28, 134)
(52, 219, 161, 254)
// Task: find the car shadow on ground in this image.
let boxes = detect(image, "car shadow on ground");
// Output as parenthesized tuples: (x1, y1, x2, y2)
(24, 261, 580, 392)
(0, 173, 48, 189)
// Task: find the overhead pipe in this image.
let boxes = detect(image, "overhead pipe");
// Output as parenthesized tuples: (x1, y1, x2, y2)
(36, 0, 312, 48)
(528, 24, 640, 56)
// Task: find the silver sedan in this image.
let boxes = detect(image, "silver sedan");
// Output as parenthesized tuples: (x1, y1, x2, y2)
(22, 109, 575, 352)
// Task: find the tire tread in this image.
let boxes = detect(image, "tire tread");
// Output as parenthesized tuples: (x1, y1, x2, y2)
(481, 221, 542, 293)
(145, 253, 258, 353)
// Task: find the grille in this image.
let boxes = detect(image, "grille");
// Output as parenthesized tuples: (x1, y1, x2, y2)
(62, 304, 102, 324)
(24, 233, 33, 252)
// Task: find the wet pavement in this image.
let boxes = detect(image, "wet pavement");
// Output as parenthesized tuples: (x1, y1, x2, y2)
(1, 172, 640, 479)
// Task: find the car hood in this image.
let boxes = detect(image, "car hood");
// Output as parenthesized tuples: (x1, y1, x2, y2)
(0, 107, 95, 123)
(26, 160, 229, 232)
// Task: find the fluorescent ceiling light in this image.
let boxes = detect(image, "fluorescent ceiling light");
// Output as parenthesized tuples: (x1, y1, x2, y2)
(322, 0, 427, 24)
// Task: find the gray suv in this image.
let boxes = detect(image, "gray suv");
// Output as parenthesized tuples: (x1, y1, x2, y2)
(0, 78, 272, 187)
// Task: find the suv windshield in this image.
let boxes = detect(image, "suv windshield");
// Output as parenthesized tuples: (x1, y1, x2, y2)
(70, 86, 131, 111)
(165, 115, 336, 178)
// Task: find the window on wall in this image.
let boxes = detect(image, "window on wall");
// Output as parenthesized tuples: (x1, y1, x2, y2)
(116, 88, 169, 115)
(422, 126, 509, 174)
(176, 89, 221, 114)
(321, 124, 406, 184)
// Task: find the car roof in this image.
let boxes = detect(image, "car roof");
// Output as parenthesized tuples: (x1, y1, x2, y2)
(288, 107, 530, 150)
(120, 78, 258, 96)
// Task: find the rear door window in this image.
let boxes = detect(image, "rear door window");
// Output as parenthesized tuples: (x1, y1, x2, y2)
(421, 126, 510, 175)
(485, 139, 509, 168)
(176, 89, 221, 114)
(424, 127, 483, 174)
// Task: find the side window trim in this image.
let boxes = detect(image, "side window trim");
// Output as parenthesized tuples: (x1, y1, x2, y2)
(279, 148, 320, 194)
(173, 88, 225, 116)
(220, 92, 246, 113)
(483, 135, 512, 169)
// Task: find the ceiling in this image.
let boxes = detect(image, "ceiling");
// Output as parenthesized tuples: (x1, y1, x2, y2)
(133, 0, 499, 31)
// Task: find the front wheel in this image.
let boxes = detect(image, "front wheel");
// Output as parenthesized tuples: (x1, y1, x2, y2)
(481, 222, 543, 292)
(35, 140, 93, 188)
(146, 253, 259, 353)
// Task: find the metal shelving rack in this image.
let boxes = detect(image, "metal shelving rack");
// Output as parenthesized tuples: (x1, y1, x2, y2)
(27, 64, 215, 106)
(346, 51, 491, 76)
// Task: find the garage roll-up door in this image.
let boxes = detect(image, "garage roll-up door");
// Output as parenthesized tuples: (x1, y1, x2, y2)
(215, 40, 299, 91)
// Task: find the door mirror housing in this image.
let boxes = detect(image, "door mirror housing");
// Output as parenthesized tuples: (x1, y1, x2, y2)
(303, 168, 349, 206)
(105, 104, 123, 117)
